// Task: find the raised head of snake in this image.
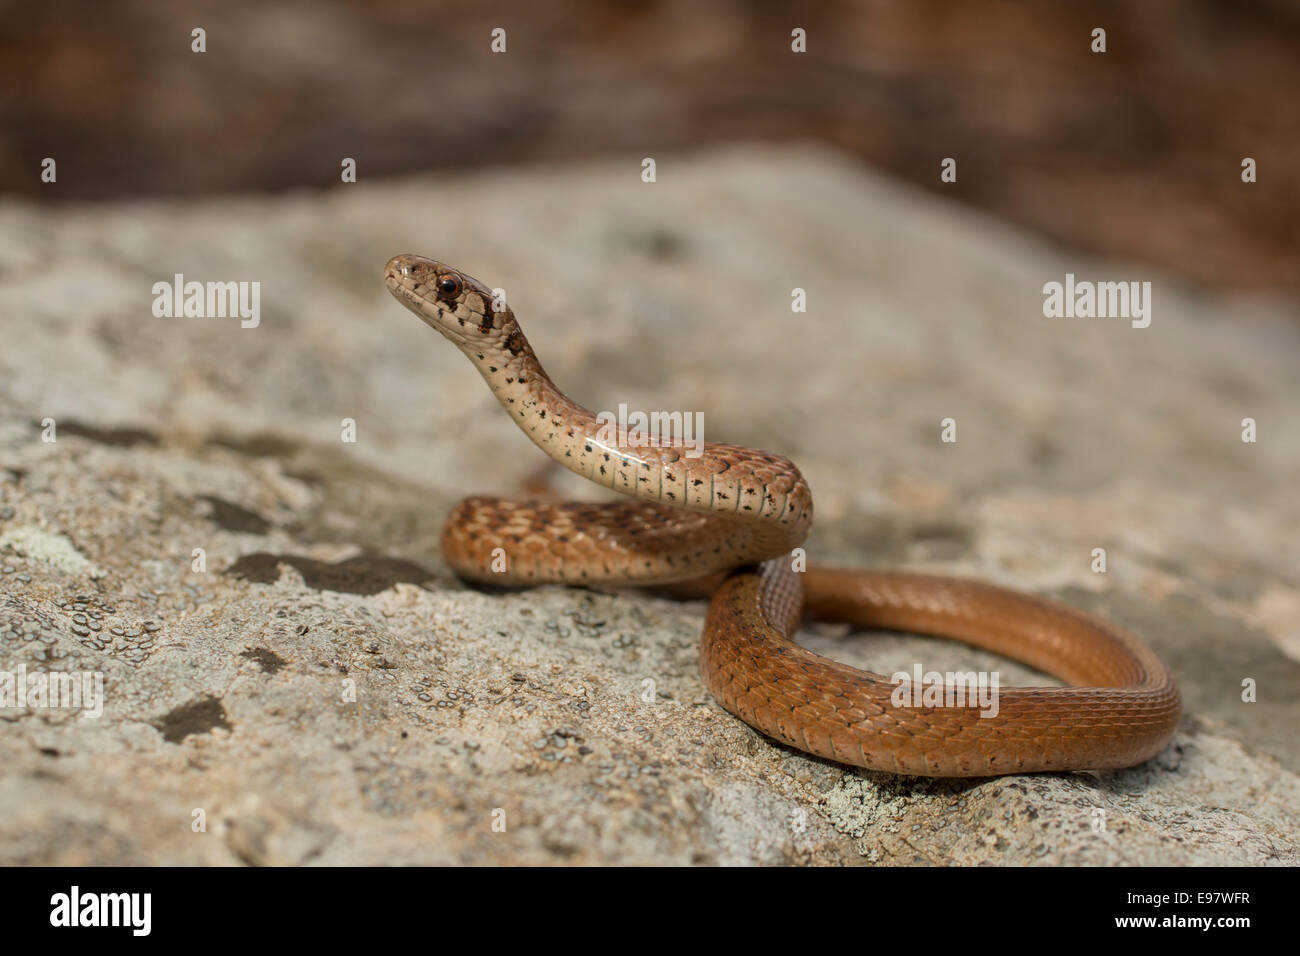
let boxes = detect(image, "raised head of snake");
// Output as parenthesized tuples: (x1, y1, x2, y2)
(385, 253, 814, 576)
(385, 254, 526, 355)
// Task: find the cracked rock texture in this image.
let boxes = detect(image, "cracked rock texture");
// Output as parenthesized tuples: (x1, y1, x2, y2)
(0, 146, 1297, 865)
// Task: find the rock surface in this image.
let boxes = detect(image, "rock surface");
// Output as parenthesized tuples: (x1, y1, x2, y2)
(1, 146, 1297, 865)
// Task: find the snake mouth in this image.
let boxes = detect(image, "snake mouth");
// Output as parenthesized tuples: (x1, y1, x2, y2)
(384, 254, 436, 304)
(385, 254, 467, 340)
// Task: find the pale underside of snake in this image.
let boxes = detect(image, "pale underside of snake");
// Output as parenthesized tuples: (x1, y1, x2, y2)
(385, 253, 1181, 777)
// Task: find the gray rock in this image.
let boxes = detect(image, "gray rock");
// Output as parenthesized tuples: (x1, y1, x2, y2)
(0, 146, 1296, 864)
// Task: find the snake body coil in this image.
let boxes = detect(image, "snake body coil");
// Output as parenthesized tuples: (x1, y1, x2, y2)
(386, 254, 1180, 777)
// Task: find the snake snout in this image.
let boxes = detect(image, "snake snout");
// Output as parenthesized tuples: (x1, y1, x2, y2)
(384, 255, 406, 280)
(385, 253, 439, 286)
(385, 254, 448, 312)
(385, 253, 481, 343)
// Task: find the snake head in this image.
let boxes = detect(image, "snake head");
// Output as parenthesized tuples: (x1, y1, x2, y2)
(385, 254, 511, 346)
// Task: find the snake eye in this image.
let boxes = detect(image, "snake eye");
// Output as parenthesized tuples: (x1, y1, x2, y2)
(437, 274, 462, 298)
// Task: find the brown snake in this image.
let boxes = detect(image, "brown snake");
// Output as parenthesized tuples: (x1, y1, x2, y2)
(386, 253, 1181, 777)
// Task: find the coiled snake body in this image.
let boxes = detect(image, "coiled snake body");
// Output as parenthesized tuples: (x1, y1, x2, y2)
(386, 254, 1180, 777)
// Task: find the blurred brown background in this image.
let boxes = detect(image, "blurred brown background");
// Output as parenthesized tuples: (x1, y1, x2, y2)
(2, 0, 1297, 295)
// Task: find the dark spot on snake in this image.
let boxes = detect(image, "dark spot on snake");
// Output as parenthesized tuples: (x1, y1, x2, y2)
(488, 366, 498, 373)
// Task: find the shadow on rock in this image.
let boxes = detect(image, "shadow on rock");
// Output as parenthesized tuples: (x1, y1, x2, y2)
(224, 552, 437, 595)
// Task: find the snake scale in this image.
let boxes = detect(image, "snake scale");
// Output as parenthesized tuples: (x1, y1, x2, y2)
(386, 253, 1180, 777)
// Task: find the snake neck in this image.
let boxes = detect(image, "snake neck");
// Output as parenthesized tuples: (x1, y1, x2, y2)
(461, 317, 813, 563)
